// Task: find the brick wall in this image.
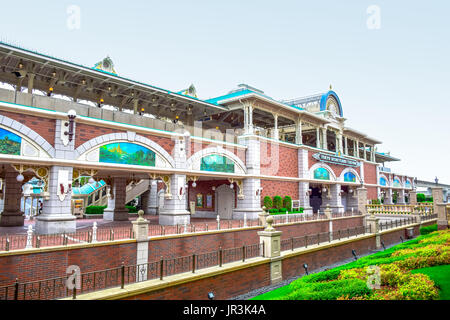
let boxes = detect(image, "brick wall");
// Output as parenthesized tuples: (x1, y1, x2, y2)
(189, 141, 246, 165)
(123, 263, 271, 300)
(367, 187, 378, 200)
(261, 142, 298, 177)
(75, 123, 123, 149)
(0, 242, 136, 286)
(261, 180, 299, 202)
(0, 110, 55, 147)
(364, 163, 377, 185)
(187, 180, 236, 212)
(282, 236, 376, 279)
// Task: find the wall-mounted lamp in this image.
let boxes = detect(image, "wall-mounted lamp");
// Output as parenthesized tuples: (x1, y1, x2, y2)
(351, 249, 358, 260)
(303, 263, 308, 275)
(192, 181, 197, 188)
(64, 109, 77, 143)
(208, 292, 215, 300)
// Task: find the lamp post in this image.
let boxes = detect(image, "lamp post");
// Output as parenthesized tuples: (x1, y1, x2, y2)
(64, 110, 77, 142)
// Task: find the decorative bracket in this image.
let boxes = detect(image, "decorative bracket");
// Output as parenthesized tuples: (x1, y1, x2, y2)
(149, 173, 172, 199)
(12, 164, 50, 200)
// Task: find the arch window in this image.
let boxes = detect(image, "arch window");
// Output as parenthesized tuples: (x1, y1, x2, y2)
(314, 167, 330, 180)
(200, 154, 235, 173)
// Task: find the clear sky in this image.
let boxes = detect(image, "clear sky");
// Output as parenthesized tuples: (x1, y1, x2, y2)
(1, 0, 449, 183)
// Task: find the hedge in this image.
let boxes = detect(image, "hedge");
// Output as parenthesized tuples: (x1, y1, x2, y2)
(283, 196, 292, 212)
(273, 196, 283, 210)
(85, 205, 137, 214)
(263, 196, 273, 209)
(420, 224, 437, 235)
(85, 205, 107, 215)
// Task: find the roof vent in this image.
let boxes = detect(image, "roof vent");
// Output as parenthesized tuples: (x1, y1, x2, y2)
(228, 83, 265, 95)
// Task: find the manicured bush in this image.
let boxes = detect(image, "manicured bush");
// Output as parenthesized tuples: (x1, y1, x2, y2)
(126, 205, 138, 213)
(269, 208, 279, 214)
(417, 193, 426, 202)
(263, 196, 273, 209)
(279, 208, 288, 214)
(273, 196, 283, 210)
(420, 224, 438, 235)
(85, 205, 107, 215)
(283, 196, 292, 212)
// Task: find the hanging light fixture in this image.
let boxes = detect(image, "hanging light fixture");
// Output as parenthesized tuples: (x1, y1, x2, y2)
(192, 181, 197, 188)
(16, 174, 24, 182)
(230, 183, 234, 189)
(88, 177, 95, 184)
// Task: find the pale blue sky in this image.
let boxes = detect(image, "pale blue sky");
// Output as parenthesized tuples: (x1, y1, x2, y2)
(1, 0, 449, 183)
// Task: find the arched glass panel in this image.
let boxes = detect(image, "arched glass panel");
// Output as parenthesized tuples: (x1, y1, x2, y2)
(200, 154, 235, 173)
(314, 167, 330, 180)
(99, 142, 155, 166)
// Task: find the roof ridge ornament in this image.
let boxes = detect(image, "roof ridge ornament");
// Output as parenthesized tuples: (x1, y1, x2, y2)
(93, 56, 117, 75)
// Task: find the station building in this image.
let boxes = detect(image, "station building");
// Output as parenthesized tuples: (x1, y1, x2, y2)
(0, 41, 415, 234)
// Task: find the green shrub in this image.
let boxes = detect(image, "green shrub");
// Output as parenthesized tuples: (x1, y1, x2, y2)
(269, 208, 279, 214)
(283, 196, 292, 211)
(420, 224, 437, 235)
(263, 196, 273, 209)
(273, 196, 283, 210)
(85, 205, 107, 215)
(425, 196, 433, 202)
(279, 208, 288, 214)
(417, 193, 426, 202)
(126, 205, 138, 213)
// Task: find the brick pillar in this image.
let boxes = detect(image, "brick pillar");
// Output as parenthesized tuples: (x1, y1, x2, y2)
(35, 117, 77, 234)
(132, 210, 150, 281)
(397, 189, 406, 205)
(234, 135, 262, 219)
(432, 187, 443, 213)
(322, 184, 344, 214)
(35, 166, 76, 234)
(258, 216, 282, 284)
(366, 210, 381, 249)
(298, 149, 312, 214)
(409, 190, 417, 205)
(384, 188, 393, 205)
(436, 203, 448, 230)
(148, 179, 158, 215)
(103, 177, 129, 221)
(159, 134, 190, 225)
(0, 169, 24, 226)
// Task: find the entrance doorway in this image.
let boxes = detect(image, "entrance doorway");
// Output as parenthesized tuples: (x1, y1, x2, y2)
(216, 184, 234, 219)
(309, 186, 322, 213)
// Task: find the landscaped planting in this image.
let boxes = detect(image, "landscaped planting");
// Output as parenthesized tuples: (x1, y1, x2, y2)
(252, 229, 450, 300)
(264, 195, 303, 215)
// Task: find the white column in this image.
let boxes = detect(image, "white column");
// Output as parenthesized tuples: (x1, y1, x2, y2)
(322, 127, 327, 150)
(272, 113, 279, 140)
(295, 118, 302, 144)
(363, 143, 367, 160)
(316, 127, 320, 148)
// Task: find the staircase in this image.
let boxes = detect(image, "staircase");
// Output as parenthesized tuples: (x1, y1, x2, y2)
(126, 179, 150, 204)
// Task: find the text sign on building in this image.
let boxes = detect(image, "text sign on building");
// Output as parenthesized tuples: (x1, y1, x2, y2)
(312, 152, 360, 167)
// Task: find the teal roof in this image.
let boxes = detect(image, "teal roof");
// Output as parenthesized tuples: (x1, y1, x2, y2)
(206, 89, 304, 112)
(72, 180, 106, 195)
(0, 41, 226, 111)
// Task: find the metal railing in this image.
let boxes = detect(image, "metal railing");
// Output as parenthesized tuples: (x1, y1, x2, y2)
(0, 242, 262, 300)
(0, 226, 134, 252)
(378, 216, 417, 231)
(280, 225, 370, 252)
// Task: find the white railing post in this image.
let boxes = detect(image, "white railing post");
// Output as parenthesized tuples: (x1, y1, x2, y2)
(25, 225, 33, 249)
(92, 222, 97, 243)
(285, 212, 289, 224)
(216, 215, 220, 230)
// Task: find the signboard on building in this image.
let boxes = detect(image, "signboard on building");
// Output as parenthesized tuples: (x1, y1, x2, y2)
(312, 152, 361, 167)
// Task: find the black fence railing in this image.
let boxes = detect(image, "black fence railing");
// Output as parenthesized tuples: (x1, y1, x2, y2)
(280, 225, 370, 252)
(0, 226, 134, 252)
(0, 242, 263, 300)
(378, 216, 417, 231)
(420, 213, 438, 222)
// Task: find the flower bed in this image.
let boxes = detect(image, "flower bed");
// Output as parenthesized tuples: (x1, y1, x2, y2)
(252, 229, 450, 300)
